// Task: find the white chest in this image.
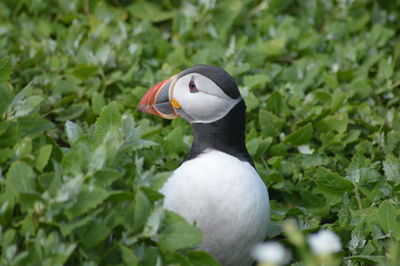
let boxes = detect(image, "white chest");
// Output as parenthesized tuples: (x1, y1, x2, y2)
(160, 150, 270, 266)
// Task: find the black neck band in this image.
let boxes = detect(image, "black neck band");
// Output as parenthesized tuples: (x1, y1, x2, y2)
(184, 99, 254, 167)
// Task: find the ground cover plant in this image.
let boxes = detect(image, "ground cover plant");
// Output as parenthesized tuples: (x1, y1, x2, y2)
(1, 0, 400, 265)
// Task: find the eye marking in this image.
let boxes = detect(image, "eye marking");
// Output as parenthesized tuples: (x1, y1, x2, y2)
(189, 76, 199, 93)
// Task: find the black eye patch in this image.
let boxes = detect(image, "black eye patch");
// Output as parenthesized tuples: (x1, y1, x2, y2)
(189, 76, 199, 93)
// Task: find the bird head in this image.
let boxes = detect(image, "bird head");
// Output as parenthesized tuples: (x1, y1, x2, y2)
(137, 65, 241, 123)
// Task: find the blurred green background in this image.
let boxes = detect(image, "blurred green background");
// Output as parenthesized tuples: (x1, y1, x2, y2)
(1, 0, 400, 265)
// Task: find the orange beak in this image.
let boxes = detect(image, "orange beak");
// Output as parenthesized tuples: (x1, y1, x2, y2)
(137, 78, 178, 119)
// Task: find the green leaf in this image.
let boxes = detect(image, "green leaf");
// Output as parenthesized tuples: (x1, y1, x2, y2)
(377, 58, 393, 81)
(132, 190, 151, 234)
(259, 110, 285, 137)
(0, 84, 11, 116)
(284, 123, 313, 145)
(0, 148, 13, 163)
(375, 201, 400, 240)
(323, 72, 339, 89)
(315, 167, 353, 205)
(159, 211, 202, 251)
(382, 154, 400, 184)
(185, 251, 220, 266)
(129, 2, 174, 22)
(315, 113, 348, 133)
(65, 185, 110, 219)
(16, 117, 54, 138)
(330, 90, 346, 112)
(91, 92, 105, 115)
(258, 38, 286, 57)
(65, 121, 83, 143)
(0, 56, 12, 83)
(60, 210, 102, 237)
(119, 244, 138, 266)
(81, 222, 111, 248)
(6, 161, 36, 194)
(6, 85, 44, 119)
(70, 64, 99, 80)
(265, 91, 286, 117)
(243, 74, 269, 89)
(14, 137, 32, 158)
(94, 102, 122, 138)
(247, 137, 272, 157)
(345, 255, 385, 263)
(244, 92, 260, 111)
(34, 144, 52, 172)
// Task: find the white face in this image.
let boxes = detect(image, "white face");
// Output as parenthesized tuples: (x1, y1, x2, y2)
(170, 73, 240, 123)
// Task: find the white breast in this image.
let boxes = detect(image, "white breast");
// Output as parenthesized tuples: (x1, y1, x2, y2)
(160, 150, 270, 266)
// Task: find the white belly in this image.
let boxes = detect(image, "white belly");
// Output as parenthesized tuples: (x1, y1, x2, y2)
(160, 150, 270, 266)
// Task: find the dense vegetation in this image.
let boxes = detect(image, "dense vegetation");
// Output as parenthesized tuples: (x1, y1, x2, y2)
(1, 0, 400, 265)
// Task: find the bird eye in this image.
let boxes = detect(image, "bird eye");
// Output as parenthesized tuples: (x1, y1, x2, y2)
(189, 76, 199, 93)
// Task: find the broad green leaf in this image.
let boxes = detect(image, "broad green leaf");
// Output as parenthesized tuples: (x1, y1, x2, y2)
(315, 167, 353, 205)
(129, 2, 174, 22)
(81, 222, 111, 248)
(259, 110, 285, 137)
(14, 137, 32, 158)
(70, 64, 99, 80)
(159, 211, 202, 251)
(0, 56, 12, 83)
(2, 228, 16, 247)
(16, 117, 54, 138)
(284, 123, 313, 145)
(6, 85, 44, 119)
(350, 80, 373, 99)
(65, 185, 110, 220)
(132, 190, 151, 234)
(375, 201, 400, 240)
(92, 169, 123, 187)
(243, 74, 269, 89)
(185, 251, 220, 266)
(330, 90, 346, 112)
(6, 161, 36, 194)
(247, 137, 272, 157)
(0, 84, 11, 116)
(382, 154, 400, 184)
(265, 91, 287, 117)
(34, 144, 52, 172)
(377, 58, 393, 81)
(0, 148, 13, 163)
(142, 205, 165, 237)
(345, 255, 385, 263)
(323, 72, 339, 89)
(94, 102, 122, 138)
(60, 210, 102, 237)
(91, 92, 105, 115)
(56, 103, 86, 121)
(258, 38, 286, 57)
(119, 244, 138, 266)
(65, 121, 83, 143)
(315, 113, 348, 133)
(245, 92, 260, 111)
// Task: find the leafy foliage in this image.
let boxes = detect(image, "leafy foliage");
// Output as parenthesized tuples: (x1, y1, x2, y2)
(1, 0, 400, 265)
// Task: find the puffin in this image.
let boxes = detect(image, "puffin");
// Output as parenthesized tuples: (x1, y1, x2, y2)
(137, 65, 270, 266)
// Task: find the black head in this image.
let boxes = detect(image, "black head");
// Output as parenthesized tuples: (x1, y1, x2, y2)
(178, 65, 241, 100)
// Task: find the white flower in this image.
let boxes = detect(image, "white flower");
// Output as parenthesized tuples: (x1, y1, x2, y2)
(308, 230, 342, 256)
(298, 145, 314, 155)
(251, 242, 290, 265)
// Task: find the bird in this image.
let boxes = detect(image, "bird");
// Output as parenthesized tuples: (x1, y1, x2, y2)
(137, 65, 270, 266)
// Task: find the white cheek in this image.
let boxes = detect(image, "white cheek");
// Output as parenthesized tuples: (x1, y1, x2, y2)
(172, 73, 240, 123)
(175, 90, 239, 123)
